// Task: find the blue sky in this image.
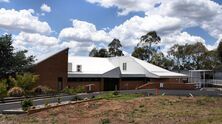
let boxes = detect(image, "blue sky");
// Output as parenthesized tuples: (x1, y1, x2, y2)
(0, 0, 222, 56)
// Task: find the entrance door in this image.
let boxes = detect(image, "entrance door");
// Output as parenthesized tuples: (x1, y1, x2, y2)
(104, 78, 119, 91)
(57, 77, 63, 90)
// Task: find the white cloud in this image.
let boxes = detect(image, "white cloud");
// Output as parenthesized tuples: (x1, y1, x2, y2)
(12, 32, 59, 57)
(40, 3, 51, 13)
(13, 31, 95, 56)
(10, 0, 222, 57)
(0, 0, 10, 3)
(149, 0, 222, 38)
(86, 0, 222, 52)
(161, 32, 207, 54)
(60, 41, 96, 56)
(59, 19, 111, 43)
(109, 15, 182, 47)
(0, 8, 51, 34)
(14, 32, 59, 46)
(86, 0, 160, 16)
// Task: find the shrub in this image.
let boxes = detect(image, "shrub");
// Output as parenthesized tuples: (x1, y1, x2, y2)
(71, 96, 83, 101)
(0, 82, 7, 101)
(57, 97, 61, 104)
(63, 87, 76, 95)
(32, 85, 52, 95)
(75, 86, 85, 93)
(21, 99, 33, 111)
(112, 91, 119, 96)
(63, 86, 85, 95)
(8, 87, 24, 97)
(44, 99, 50, 107)
(101, 118, 110, 124)
(9, 73, 38, 92)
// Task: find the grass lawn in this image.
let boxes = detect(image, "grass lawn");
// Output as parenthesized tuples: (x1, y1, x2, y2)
(0, 93, 222, 124)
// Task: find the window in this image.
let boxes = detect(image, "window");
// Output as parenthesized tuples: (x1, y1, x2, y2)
(77, 65, 82, 72)
(123, 63, 127, 71)
(68, 63, 72, 72)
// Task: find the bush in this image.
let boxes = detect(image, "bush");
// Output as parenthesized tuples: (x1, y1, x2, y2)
(0, 81, 7, 101)
(113, 91, 119, 96)
(75, 86, 85, 93)
(8, 87, 24, 97)
(21, 99, 33, 111)
(57, 97, 61, 104)
(101, 118, 110, 124)
(9, 73, 38, 92)
(63, 86, 85, 95)
(71, 96, 83, 101)
(44, 99, 50, 107)
(63, 87, 76, 95)
(32, 85, 52, 95)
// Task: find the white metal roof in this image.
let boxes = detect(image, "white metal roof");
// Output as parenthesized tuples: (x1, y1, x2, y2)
(68, 55, 187, 78)
(68, 56, 116, 74)
(132, 57, 187, 78)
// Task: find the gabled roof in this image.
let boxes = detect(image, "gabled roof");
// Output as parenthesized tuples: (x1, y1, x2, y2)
(68, 56, 116, 74)
(68, 55, 187, 78)
(132, 57, 186, 78)
(35, 47, 69, 65)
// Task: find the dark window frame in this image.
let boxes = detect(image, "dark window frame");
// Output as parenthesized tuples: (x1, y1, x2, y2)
(76, 65, 82, 72)
(123, 63, 127, 71)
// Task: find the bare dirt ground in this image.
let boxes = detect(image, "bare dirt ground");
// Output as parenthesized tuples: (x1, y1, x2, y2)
(0, 96, 222, 124)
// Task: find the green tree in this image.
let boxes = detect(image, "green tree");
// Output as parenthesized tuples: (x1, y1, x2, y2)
(89, 47, 99, 57)
(217, 41, 222, 62)
(201, 50, 221, 70)
(0, 34, 34, 79)
(132, 47, 147, 60)
(0, 80, 7, 101)
(89, 48, 109, 57)
(186, 42, 207, 69)
(132, 31, 161, 62)
(9, 73, 38, 92)
(138, 31, 161, 47)
(108, 38, 124, 57)
(168, 44, 186, 71)
(150, 52, 174, 70)
(168, 42, 213, 71)
(98, 48, 109, 57)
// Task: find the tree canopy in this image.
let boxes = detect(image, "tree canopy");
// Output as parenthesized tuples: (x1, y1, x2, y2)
(0, 34, 34, 79)
(217, 41, 222, 63)
(108, 38, 124, 57)
(92, 31, 221, 71)
(132, 31, 161, 62)
(168, 42, 221, 71)
(89, 38, 124, 57)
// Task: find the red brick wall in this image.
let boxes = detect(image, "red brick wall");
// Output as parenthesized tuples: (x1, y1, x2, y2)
(67, 81, 102, 92)
(143, 82, 195, 90)
(120, 78, 195, 90)
(139, 78, 195, 90)
(33, 49, 68, 90)
(119, 80, 146, 90)
(150, 78, 181, 83)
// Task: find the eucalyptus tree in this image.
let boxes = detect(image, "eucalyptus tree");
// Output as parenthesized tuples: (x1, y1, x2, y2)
(132, 31, 161, 62)
(108, 38, 124, 57)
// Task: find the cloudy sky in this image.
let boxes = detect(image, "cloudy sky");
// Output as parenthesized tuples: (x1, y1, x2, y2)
(0, 0, 222, 57)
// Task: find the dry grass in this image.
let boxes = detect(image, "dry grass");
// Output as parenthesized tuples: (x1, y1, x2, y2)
(0, 95, 222, 124)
